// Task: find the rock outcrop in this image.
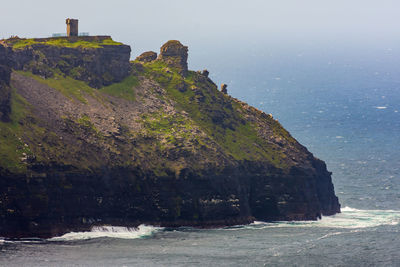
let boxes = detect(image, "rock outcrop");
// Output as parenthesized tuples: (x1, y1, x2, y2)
(3, 36, 131, 88)
(136, 51, 157, 63)
(0, 38, 340, 238)
(157, 40, 188, 76)
(221, 83, 228, 94)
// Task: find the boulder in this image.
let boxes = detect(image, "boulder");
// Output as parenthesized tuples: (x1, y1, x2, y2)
(136, 51, 157, 63)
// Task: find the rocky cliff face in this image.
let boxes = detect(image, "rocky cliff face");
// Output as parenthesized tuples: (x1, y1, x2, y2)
(4, 36, 131, 88)
(0, 44, 12, 122)
(0, 37, 340, 238)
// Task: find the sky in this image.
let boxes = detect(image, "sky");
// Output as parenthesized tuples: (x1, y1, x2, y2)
(1, 1, 399, 49)
(1, 0, 399, 84)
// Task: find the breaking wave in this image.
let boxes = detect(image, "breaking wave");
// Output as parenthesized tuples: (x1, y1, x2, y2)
(49, 225, 163, 241)
(248, 206, 400, 229)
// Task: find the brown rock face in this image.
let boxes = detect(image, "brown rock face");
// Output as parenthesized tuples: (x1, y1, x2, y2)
(158, 40, 188, 76)
(136, 51, 157, 63)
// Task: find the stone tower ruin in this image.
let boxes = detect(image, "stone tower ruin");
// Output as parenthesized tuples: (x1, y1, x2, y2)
(66, 18, 78, 37)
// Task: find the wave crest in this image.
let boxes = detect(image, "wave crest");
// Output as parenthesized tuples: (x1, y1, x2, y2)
(249, 207, 400, 229)
(49, 225, 162, 241)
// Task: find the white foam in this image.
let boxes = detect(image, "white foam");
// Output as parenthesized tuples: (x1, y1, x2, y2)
(249, 206, 400, 229)
(341, 206, 357, 212)
(375, 106, 387, 109)
(49, 225, 162, 241)
(317, 231, 344, 240)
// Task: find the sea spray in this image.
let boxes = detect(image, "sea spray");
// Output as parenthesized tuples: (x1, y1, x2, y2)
(49, 225, 163, 241)
(246, 207, 400, 230)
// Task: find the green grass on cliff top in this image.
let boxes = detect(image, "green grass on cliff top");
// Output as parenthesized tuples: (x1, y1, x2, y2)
(7, 37, 123, 49)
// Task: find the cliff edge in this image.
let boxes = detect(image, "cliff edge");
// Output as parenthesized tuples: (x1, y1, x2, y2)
(0, 37, 340, 238)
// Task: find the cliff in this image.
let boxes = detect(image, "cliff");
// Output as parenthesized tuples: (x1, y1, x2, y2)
(0, 37, 340, 238)
(4, 36, 131, 88)
(0, 45, 12, 122)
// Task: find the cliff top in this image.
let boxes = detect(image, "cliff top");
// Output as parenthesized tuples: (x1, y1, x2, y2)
(1, 36, 123, 50)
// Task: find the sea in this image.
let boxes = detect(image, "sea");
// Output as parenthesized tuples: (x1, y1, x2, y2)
(1, 42, 400, 266)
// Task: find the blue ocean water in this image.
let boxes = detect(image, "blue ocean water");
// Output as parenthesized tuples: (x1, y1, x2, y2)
(1, 44, 400, 266)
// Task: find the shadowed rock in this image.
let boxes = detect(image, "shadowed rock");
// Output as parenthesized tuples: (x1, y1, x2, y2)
(0, 44, 12, 121)
(221, 83, 228, 94)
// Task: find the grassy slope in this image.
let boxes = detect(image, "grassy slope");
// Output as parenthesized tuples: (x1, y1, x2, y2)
(99, 75, 138, 101)
(0, 71, 139, 172)
(1, 61, 296, 173)
(141, 60, 289, 167)
(0, 86, 33, 172)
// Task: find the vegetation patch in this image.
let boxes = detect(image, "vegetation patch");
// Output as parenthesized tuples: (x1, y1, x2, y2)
(76, 114, 98, 133)
(141, 112, 198, 149)
(6, 37, 123, 50)
(99, 75, 139, 101)
(17, 71, 100, 104)
(0, 88, 33, 172)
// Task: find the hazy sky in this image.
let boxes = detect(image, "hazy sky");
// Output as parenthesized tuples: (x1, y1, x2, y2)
(1, 0, 399, 74)
(2, 1, 399, 45)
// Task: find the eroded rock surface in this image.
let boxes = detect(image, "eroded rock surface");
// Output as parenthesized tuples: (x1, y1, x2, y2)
(157, 40, 188, 76)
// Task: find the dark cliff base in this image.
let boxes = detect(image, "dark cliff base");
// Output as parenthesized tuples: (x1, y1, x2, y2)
(0, 161, 339, 239)
(0, 37, 340, 238)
